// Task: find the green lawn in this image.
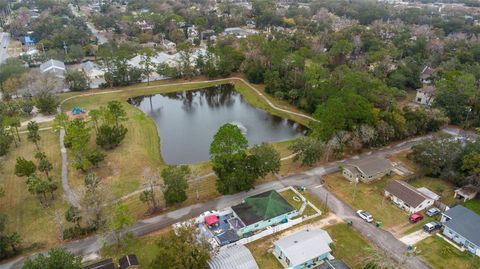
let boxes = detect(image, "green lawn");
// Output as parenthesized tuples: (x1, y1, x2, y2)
(0, 131, 68, 251)
(278, 188, 303, 211)
(416, 235, 480, 269)
(59, 79, 310, 218)
(409, 177, 457, 206)
(245, 233, 284, 269)
(99, 230, 169, 269)
(324, 173, 411, 228)
(464, 198, 480, 215)
(324, 224, 382, 269)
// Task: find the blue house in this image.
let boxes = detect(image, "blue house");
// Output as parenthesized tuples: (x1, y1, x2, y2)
(273, 229, 333, 269)
(440, 205, 480, 256)
(231, 190, 297, 237)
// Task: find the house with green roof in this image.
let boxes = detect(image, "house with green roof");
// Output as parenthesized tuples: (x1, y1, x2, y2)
(231, 190, 298, 237)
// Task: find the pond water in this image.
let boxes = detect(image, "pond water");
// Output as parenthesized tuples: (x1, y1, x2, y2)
(128, 84, 307, 164)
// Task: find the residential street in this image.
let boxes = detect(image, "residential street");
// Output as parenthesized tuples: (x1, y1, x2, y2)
(0, 32, 10, 64)
(0, 132, 440, 269)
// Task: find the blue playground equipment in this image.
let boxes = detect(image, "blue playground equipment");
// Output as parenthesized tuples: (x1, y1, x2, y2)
(71, 107, 86, 115)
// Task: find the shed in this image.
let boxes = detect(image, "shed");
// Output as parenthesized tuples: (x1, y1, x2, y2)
(119, 254, 139, 269)
(454, 185, 479, 202)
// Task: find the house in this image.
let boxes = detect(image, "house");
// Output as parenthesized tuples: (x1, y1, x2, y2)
(201, 30, 216, 40)
(162, 39, 176, 51)
(40, 59, 66, 78)
(136, 20, 154, 32)
(415, 86, 436, 106)
(231, 190, 297, 237)
(208, 245, 259, 269)
(119, 254, 139, 269)
(223, 27, 246, 38)
(317, 259, 351, 269)
(420, 65, 435, 84)
(83, 258, 115, 269)
(81, 61, 105, 79)
(273, 229, 333, 269)
(454, 185, 479, 202)
(440, 205, 480, 256)
(384, 180, 435, 214)
(342, 157, 393, 183)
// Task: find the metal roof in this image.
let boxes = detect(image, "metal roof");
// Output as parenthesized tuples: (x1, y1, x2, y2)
(443, 205, 480, 247)
(40, 59, 65, 74)
(208, 245, 259, 269)
(274, 229, 333, 267)
(231, 190, 295, 226)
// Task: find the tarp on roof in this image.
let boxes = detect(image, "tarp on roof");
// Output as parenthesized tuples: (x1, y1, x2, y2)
(205, 215, 219, 226)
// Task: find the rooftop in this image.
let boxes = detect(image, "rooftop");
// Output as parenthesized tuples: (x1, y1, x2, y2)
(40, 59, 66, 74)
(119, 254, 139, 269)
(443, 205, 480, 247)
(208, 245, 259, 269)
(345, 157, 393, 177)
(231, 190, 295, 226)
(384, 180, 429, 208)
(274, 229, 333, 266)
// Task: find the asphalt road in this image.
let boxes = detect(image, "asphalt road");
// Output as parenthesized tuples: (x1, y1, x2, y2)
(0, 32, 10, 64)
(0, 131, 442, 269)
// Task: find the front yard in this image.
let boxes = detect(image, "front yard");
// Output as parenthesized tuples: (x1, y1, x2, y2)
(245, 222, 383, 269)
(415, 235, 480, 269)
(323, 172, 411, 228)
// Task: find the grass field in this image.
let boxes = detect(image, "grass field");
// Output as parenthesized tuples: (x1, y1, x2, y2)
(0, 131, 68, 251)
(59, 78, 312, 218)
(324, 172, 411, 228)
(464, 198, 480, 215)
(416, 235, 480, 269)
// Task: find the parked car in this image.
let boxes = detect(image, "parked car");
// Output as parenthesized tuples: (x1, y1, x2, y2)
(356, 210, 373, 223)
(426, 207, 441, 217)
(409, 213, 424, 223)
(423, 221, 442, 233)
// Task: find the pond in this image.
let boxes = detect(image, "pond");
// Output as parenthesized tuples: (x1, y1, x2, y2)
(128, 84, 307, 164)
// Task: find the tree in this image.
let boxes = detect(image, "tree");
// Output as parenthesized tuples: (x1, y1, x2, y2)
(36, 91, 60, 115)
(0, 59, 26, 95)
(81, 173, 105, 229)
(65, 70, 89, 91)
(150, 223, 210, 269)
(0, 213, 21, 260)
(35, 151, 53, 177)
(107, 101, 127, 128)
(409, 135, 464, 182)
(22, 248, 82, 269)
(289, 137, 325, 166)
(210, 123, 248, 164)
(139, 48, 156, 85)
(139, 168, 160, 213)
(15, 157, 37, 177)
(0, 129, 13, 156)
(250, 143, 281, 178)
(462, 152, 480, 187)
(109, 203, 134, 245)
(27, 121, 41, 150)
(161, 165, 190, 206)
(96, 124, 128, 149)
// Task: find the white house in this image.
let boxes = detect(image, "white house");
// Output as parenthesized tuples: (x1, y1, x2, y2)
(384, 180, 435, 214)
(273, 229, 333, 269)
(415, 86, 436, 106)
(162, 39, 176, 51)
(40, 59, 66, 78)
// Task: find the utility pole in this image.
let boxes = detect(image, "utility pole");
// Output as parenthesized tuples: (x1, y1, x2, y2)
(63, 41, 68, 55)
(352, 177, 359, 203)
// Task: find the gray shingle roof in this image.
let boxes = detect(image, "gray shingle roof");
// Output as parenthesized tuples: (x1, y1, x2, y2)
(443, 205, 480, 247)
(384, 180, 429, 208)
(346, 157, 393, 177)
(208, 245, 259, 269)
(274, 229, 333, 266)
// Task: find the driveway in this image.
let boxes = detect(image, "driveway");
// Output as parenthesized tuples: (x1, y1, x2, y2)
(399, 230, 432, 246)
